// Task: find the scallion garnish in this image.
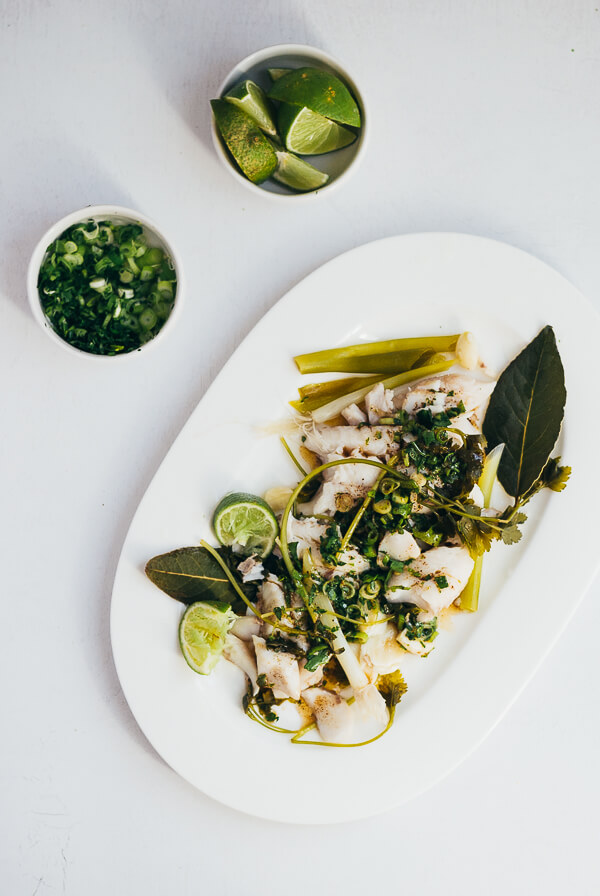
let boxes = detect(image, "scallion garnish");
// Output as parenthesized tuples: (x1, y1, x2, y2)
(37, 219, 177, 355)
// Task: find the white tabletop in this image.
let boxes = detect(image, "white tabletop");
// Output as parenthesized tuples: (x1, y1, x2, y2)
(2, 1, 599, 893)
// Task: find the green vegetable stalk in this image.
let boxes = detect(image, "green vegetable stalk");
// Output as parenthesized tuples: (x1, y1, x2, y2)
(294, 335, 460, 374)
(460, 443, 504, 612)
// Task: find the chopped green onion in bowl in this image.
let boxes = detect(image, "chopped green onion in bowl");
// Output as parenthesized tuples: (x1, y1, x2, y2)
(27, 206, 183, 358)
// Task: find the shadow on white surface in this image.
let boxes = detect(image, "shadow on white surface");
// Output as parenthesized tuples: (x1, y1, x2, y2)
(104, 0, 323, 156)
(1, 136, 130, 319)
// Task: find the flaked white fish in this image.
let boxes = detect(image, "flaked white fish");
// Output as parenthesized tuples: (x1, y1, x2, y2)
(223, 633, 259, 694)
(253, 635, 301, 701)
(302, 683, 388, 744)
(236, 554, 264, 583)
(334, 547, 370, 577)
(341, 403, 367, 425)
(303, 450, 381, 516)
(395, 373, 495, 420)
(231, 615, 262, 641)
(286, 515, 369, 578)
(378, 530, 421, 563)
(385, 545, 474, 614)
(299, 658, 324, 690)
(303, 425, 397, 460)
(302, 688, 354, 743)
(258, 576, 286, 637)
(364, 381, 395, 424)
(360, 619, 407, 677)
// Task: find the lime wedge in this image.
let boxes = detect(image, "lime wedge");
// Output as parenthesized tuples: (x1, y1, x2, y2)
(273, 151, 329, 191)
(278, 103, 356, 155)
(179, 601, 236, 675)
(267, 67, 291, 81)
(212, 492, 278, 557)
(268, 67, 361, 127)
(224, 79, 277, 136)
(211, 100, 277, 183)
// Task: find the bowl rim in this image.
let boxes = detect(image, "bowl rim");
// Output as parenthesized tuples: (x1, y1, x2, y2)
(210, 43, 369, 201)
(27, 204, 185, 360)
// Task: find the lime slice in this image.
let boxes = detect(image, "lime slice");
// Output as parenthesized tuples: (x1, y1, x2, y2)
(210, 100, 277, 183)
(212, 492, 278, 557)
(267, 67, 291, 81)
(267, 67, 361, 127)
(278, 103, 356, 155)
(273, 151, 329, 191)
(179, 601, 236, 675)
(224, 79, 277, 136)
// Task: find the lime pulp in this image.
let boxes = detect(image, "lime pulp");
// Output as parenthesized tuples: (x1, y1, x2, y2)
(224, 79, 277, 136)
(273, 151, 329, 191)
(267, 67, 291, 82)
(277, 103, 356, 155)
(179, 601, 236, 675)
(212, 492, 278, 557)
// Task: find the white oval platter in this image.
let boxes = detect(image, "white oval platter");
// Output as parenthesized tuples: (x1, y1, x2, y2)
(111, 233, 600, 824)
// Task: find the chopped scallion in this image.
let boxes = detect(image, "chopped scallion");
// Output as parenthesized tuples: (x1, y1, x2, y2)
(37, 218, 176, 355)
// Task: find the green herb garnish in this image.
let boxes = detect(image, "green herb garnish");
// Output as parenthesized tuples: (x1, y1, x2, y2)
(37, 219, 176, 355)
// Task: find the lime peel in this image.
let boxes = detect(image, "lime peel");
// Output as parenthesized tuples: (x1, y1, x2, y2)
(210, 99, 277, 183)
(267, 67, 361, 127)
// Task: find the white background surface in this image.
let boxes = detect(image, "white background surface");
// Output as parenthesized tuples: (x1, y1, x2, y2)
(1, 0, 599, 893)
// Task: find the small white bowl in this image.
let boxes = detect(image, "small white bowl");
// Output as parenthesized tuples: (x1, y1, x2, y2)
(27, 205, 184, 359)
(211, 44, 368, 200)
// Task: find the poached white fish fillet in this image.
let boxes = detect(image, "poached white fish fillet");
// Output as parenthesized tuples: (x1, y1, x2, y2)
(364, 381, 395, 424)
(286, 515, 369, 578)
(223, 633, 259, 694)
(302, 684, 388, 744)
(385, 545, 474, 615)
(303, 425, 397, 459)
(303, 450, 381, 516)
(395, 373, 495, 421)
(253, 635, 301, 701)
(378, 530, 421, 563)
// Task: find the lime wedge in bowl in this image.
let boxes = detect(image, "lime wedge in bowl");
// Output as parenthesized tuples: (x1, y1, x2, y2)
(278, 103, 356, 155)
(179, 601, 236, 675)
(212, 492, 278, 557)
(210, 100, 277, 183)
(267, 67, 361, 127)
(273, 151, 329, 191)
(267, 67, 291, 81)
(224, 79, 277, 136)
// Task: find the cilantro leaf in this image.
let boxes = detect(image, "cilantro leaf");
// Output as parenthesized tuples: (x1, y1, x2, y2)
(541, 456, 571, 493)
(319, 524, 342, 565)
(456, 504, 498, 556)
(304, 642, 331, 672)
(377, 670, 408, 709)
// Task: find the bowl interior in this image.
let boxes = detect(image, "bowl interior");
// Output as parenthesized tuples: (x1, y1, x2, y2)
(213, 48, 367, 197)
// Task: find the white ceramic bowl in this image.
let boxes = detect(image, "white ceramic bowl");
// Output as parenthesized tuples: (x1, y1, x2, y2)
(27, 205, 184, 359)
(211, 44, 368, 199)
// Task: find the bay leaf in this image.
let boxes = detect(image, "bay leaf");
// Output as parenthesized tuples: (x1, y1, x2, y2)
(145, 546, 237, 605)
(482, 325, 566, 499)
